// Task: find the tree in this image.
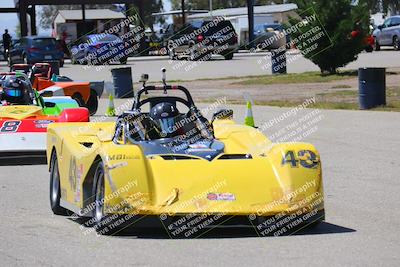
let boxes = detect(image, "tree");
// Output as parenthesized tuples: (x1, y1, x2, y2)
(289, 0, 370, 74)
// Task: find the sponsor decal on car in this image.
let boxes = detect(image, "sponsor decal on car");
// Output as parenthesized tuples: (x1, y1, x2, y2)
(34, 120, 54, 129)
(207, 192, 236, 201)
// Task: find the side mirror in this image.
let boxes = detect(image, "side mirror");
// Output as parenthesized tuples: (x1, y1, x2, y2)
(44, 101, 56, 108)
(211, 109, 233, 123)
(377, 25, 383, 30)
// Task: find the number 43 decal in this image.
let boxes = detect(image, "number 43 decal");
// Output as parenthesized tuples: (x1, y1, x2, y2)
(0, 121, 21, 133)
(282, 150, 319, 169)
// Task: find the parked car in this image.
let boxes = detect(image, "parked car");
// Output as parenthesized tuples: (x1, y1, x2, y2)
(8, 36, 64, 67)
(163, 19, 238, 60)
(70, 34, 128, 65)
(253, 23, 288, 50)
(373, 15, 400, 50)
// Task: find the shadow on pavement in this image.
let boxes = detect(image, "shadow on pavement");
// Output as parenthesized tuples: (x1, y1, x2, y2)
(117, 222, 355, 239)
(69, 215, 355, 239)
(0, 152, 47, 166)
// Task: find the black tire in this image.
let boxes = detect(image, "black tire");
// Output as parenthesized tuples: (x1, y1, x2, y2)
(374, 39, 381, 51)
(23, 54, 29, 64)
(59, 60, 64, 67)
(93, 162, 122, 235)
(72, 93, 85, 107)
(189, 48, 199, 61)
(87, 90, 98, 116)
(49, 151, 69, 215)
(393, 36, 400, 51)
(168, 48, 176, 60)
(71, 57, 77, 65)
(120, 57, 128, 64)
(365, 46, 373, 53)
(224, 52, 234, 60)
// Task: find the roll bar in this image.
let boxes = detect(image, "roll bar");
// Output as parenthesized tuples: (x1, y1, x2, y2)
(133, 85, 196, 110)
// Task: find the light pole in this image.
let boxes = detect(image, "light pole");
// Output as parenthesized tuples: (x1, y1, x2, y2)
(181, 0, 185, 24)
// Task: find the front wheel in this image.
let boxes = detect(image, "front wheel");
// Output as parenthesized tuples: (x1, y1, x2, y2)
(168, 48, 176, 60)
(120, 57, 128, 64)
(72, 93, 85, 107)
(365, 46, 373, 53)
(87, 90, 98, 116)
(49, 151, 68, 215)
(393, 36, 400, 51)
(93, 162, 121, 235)
(224, 51, 234, 60)
(23, 54, 29, 64)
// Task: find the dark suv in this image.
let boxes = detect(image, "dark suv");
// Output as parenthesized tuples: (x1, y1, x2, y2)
(8, 36, 64, 67)
(163, 19, 238, 61)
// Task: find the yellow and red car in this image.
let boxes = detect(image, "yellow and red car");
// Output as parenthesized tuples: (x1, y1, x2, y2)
(47, 83, 324, 236)
(0, 73, 89, 158)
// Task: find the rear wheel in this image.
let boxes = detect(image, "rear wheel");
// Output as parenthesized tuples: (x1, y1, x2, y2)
(374, 39, 381, 51)
(72, 93, 85, 107)
(120, 57, 128, 64)
(393, 36, 400, 51)
(224, 51, 234, 60)
(87, 90, 98, 116)
(49, 151, 68, 215)
(23, 54, 29, 64)
(365, 46, 373, 53)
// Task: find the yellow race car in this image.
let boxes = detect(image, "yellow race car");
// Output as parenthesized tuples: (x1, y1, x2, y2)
(47, 79, 324, 237)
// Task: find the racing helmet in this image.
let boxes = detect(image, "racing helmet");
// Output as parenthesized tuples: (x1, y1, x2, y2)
(0, 76, 33, 105)
(150, 102, 180, 137)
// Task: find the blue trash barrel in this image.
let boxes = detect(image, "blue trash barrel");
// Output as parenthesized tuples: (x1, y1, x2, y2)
(358, 68, 386, 109)
(111, 67, 133, 98)
(271, 49, 287, 74)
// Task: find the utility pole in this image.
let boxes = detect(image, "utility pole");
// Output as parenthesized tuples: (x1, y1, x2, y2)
(247, 0, 254, 48)
(181, 0, 185, 24)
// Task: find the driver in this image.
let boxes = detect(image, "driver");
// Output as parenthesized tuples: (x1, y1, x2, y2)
(0, 76, 33, 105)
(149, 102, 182, 138)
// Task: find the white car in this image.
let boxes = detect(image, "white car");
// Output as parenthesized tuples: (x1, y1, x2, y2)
(373, 15, 400, 51)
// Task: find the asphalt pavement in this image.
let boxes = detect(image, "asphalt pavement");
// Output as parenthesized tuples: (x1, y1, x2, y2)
(1, 49, 399, 83)
(0, 97, 399, 266)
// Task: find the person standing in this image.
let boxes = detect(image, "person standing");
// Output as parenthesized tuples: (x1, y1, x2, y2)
(2, 29, 12, 61)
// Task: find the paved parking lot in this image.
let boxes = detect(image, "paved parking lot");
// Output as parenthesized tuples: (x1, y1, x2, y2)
(1, 49, 399, 82)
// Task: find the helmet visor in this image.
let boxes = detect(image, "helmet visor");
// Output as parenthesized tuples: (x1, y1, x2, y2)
(157, 117, 179, 134)
(4, 88, 22, 97)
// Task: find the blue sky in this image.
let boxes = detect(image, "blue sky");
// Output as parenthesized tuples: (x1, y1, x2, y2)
(0, 0, 172, 37)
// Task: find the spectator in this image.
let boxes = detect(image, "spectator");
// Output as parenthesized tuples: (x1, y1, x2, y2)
(2, 29, 12, 60)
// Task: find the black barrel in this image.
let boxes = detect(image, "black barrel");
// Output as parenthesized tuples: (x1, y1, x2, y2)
(111, 67, 133, 98)
(271, 49, 287, 74)
(358, 68, 386, 109)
